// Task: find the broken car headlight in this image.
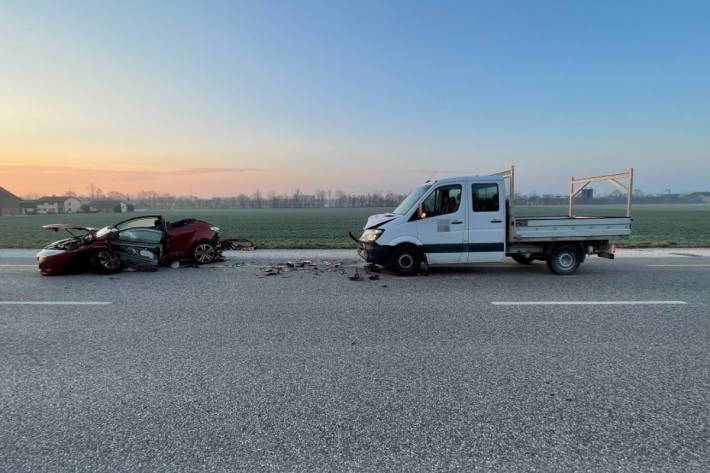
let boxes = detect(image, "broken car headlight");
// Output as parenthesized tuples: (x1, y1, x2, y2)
(360, 229, 384, 242)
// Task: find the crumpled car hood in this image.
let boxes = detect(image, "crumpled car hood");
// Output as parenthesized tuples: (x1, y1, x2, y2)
(41, 224, 97, 250)
(42, 224, 97, 232)
(365, 213, 399, 229)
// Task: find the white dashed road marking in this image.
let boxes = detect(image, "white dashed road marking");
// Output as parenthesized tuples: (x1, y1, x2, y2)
(492, 301, 687, 306)
(0, 301, 113, 305)
(648, 264, 710, 268)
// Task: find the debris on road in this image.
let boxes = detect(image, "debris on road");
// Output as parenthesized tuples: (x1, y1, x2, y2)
(262, 266, 283, 277)
(255, 260, 350, 278)
(219, 239, 255, 251)
(349, 269, 361, 281)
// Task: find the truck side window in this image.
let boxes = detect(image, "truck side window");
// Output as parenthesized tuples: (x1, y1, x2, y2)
(472, 183, 499, 212)
(419, 185, 462, 219)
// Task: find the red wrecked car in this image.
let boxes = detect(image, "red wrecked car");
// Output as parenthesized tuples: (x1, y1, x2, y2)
(36, 215, 252, 276)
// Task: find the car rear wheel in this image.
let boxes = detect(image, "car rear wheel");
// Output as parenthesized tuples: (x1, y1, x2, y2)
(90, 250, 122, 274)
(191, 241, 217, 264)
(546, 245, 581, 275)
(390, 246, 420, 276)
(511, 254, 534, 265)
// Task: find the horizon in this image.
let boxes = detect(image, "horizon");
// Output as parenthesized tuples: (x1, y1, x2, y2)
(3, 1, 709, 196)
(8, 182, 709, 202)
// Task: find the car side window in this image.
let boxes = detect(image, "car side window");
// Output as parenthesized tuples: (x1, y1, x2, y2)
(472, 183, 500, 212)
(116, 217, 163, 231)
(419, 185, 462, 219)
(118, 228, 163, 244)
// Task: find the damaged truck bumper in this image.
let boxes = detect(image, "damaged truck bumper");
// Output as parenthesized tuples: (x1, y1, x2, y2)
(350, 232, 391, 265)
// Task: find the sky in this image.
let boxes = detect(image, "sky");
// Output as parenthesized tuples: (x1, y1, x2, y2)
(1, 0, 709, 197)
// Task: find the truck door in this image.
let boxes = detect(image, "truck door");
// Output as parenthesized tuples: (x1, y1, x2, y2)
(467, 181, 506, 262)
(415, 183, 466, 264)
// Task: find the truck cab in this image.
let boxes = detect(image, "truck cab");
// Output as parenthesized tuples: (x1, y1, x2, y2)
(354, 167, 633, 276)
(356, 176, 508, 272)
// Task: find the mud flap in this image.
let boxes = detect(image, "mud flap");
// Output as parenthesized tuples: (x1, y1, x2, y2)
(596, 241, 616, 259)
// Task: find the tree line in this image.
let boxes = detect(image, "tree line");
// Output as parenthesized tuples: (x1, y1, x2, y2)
(31, 187, 709, 210)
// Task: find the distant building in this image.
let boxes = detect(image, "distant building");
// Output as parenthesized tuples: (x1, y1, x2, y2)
(132, 200, 151, 212)
(34, 195, 82, 214)
(580, 188, 594, 202)
(0, 186, 22, 216)
(88, 199, 131, 213)
(20, 200, 39, 215)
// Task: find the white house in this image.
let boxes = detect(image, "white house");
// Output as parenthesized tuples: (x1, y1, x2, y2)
(35, 196, 82, 214)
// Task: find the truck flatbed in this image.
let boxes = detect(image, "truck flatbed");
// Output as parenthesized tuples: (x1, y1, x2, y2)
(510, 215, 632, 242)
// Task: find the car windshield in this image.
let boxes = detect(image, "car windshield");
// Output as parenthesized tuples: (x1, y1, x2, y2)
(392, 184, 432, 215)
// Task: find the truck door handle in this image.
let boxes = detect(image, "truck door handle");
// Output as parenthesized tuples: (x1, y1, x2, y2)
(490, 219, 502, 224)
(451, 220, 463, 224)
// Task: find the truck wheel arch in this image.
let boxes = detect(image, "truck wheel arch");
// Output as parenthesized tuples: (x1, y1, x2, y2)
(545, 241, 586, 259)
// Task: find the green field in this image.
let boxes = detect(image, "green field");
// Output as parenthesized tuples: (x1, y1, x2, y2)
(1, 204, 709, 249)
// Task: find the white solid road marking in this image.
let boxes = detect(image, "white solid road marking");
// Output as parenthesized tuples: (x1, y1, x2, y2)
(492, 301, 687, 306)
(0, 264, 35, 267)
(0, 301, 112, 305)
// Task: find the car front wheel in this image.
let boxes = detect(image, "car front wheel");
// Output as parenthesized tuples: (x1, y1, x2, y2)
(90, 250, 122, 274)
(191, 242, 217, 264)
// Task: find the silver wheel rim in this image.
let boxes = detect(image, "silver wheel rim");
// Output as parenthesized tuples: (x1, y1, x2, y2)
(194, 243, 215, 263)
(98, 251, 120, 269)
(556, 252, 575, 270)
(398, 254, 414, 270)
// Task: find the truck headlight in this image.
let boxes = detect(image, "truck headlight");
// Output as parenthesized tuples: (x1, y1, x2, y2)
(360, 229, 384, 242)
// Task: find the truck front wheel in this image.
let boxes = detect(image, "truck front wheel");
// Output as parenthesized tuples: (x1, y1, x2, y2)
(547, 245, 581, 275)
(390, 246, 420, 276)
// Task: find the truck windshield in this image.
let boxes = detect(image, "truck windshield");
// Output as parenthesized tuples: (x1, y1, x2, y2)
(392, 184, 431, 215)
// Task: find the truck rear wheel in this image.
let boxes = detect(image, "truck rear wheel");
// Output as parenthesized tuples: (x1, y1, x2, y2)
(390, 246, 420, 276)
(511, 254, 534, 265)
(547, 245, 581, 275)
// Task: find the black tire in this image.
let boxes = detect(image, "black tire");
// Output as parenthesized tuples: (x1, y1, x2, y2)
(390, 246, 420, 276)
(511, 254, 534, 265)
(546, 245, 581, 275)
(89, 250, 122, 274)
(191, 241, 217, 264)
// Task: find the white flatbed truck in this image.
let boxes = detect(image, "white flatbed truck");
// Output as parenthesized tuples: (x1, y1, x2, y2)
(353, 167, 634, 275)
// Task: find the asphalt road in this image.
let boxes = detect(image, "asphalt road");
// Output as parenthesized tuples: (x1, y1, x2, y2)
(1, 250, 710, 472)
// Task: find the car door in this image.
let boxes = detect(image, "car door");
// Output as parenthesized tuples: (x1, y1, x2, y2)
(468, 181, 506, 262)
(415, 183, 467, 264)
(109, 217, 166, 270)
